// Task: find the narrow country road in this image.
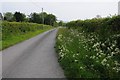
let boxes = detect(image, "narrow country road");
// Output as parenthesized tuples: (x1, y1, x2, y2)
(2, 29, 65, 78)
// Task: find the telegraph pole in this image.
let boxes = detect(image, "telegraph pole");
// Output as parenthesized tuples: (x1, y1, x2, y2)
(118, 1, 120, 15)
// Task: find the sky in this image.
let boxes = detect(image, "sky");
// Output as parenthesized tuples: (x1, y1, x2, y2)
(0, 0, 120, 21)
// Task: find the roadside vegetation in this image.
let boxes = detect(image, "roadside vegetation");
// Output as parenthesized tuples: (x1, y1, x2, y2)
(0, 21, 53, 50)
(0, 11, 65, 50)
(1, 12, 60, 26)
(56, 16, 120, 79)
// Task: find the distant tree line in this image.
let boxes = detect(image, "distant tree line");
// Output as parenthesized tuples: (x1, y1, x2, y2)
(1, 12, 64, 26)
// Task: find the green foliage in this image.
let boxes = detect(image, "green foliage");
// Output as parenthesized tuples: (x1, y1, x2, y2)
(3, 12, 57, 26)
(66, 16, 120, 35)
(29, 12, 57, 26)
(1, 21, 53, 50)
(56, 16, 120, 79)
(3, 12, 14, 21)
(29, 13, 42, 23)
(66, 15, 120, 43)
(106, 16, 120, 32)
(14, 12, 26, 22)
(53, 22, 59, 27)
(0, 13, 3, 20)
(56, 28, 120, 79)
(44, 14, 56, 26)
(58, 21, 63, 26)
(58, 21, 67, 27)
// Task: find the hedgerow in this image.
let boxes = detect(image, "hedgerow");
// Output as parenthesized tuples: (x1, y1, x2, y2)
(56, 16, 120, 79)
(2, 21, 51, 40)
(1, 21, 52, 50)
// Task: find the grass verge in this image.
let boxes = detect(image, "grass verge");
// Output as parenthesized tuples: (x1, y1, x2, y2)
(56, 28, 120, 79)
(0, 27, 53, 50)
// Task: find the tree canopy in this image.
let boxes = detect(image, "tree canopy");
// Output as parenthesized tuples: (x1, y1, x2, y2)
(3, 11, 57, 26)
(14, 12, 26, 22)
(4, 12, 14, 21)
(29, 12, 57, 26)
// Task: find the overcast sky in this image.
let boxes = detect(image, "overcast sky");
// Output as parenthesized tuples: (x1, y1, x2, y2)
(1, 0, 120, 21)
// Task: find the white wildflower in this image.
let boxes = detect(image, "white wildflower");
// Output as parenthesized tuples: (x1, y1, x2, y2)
(101, 43, 105, 47)
(92, 56, 95, 59)
(73, 54, 75, 58)
(106, 64, 110, 67)
(98, 54, 102, 58)
(101, 58, 107, 65)
(80, 66, 83, 69)
(93, 42, 99, 48)
(75, 60, 78, 62)
(115, 48, 119, 52)
(111, 52, 115, 56)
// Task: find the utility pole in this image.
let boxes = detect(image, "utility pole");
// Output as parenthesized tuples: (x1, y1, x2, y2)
(118, 1, 120, 15)
(42, 8, 44, 29)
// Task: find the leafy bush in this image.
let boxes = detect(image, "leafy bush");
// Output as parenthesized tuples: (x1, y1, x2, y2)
(66, 15, 120, 35)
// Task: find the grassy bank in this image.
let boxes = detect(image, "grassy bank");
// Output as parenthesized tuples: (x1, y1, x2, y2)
(0, 21, 53, 50)
(56, 16, 120, 79)
(56, 28, 120, 79)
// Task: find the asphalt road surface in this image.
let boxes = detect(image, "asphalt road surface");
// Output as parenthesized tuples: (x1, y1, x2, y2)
(2, 29, 65, 78)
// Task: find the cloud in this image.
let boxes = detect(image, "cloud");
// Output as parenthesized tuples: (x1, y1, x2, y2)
(1, 1, 118, 21)
(0, 0, 119, 2)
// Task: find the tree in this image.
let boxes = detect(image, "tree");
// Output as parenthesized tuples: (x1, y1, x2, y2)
(3, 12, 14, 21)
(29, 13, 42, 24)
(58, 21, 63, 26)
(39, 12, 47, 24)
(14, 12, 26, 22)
(29, 12, 57, 26)
(0, 13, 3, 21)
(53, 22, 59, 27)
(44, 14, 56, 26)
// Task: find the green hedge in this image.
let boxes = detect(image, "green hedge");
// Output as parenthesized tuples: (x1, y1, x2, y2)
(56, 28, 120, 79)
(56, 15, 120, 79)
(1, 21, 53, 50)
(66, 15, 120, 35)
(2, 21, 51, 40)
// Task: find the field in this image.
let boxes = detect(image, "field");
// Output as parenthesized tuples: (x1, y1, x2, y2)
(56, 16, 120, 79)
(0, 21, 53, 50)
